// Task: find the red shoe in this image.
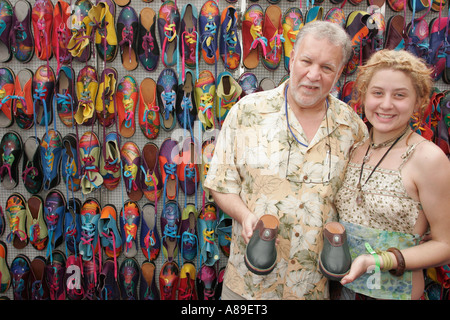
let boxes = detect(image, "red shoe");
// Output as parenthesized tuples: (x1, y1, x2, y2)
(32, 0, 53, 61)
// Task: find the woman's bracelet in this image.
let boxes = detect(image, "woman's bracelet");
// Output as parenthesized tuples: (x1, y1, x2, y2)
(387, 247, 406, 277)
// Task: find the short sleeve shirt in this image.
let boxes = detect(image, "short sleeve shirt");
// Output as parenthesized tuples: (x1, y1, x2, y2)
(204, 81, 368, 300)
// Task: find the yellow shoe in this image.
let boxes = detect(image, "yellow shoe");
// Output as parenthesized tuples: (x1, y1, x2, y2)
(75, 65, 98, 126)
(68, 0, 93, 62)
(282, 7, 304, 72)
(88, 0, 118, 62)
(95, 67, 117, 127)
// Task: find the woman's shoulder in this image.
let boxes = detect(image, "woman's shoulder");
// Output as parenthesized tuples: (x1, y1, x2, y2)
(406, 133, 450, 172)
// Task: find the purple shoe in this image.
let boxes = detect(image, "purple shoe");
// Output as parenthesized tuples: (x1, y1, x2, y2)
(138, 7, 160, 72)
(0, 0, 13, 62)
(157, 68, 178, 131)
(98, 258, 120, 300)
(44, 189, 66, 258)
(117, 6, 138, 71)
(237, 72, 260, 98)
(82, 256, 99, 300)
(158, 138, 180, 201)
(180, 3, 198, 70)
(33, 65, 55, 127)
(196, 264, 217, 300)
(140, 203, 161, 261)
(45, 249, 66, 300)
(180, 204, 199, 261)
(11, 254, 31, 300)
(0, 131, 23, 190)
(10, 0, 34, 63)
(160, 200, 181, 262)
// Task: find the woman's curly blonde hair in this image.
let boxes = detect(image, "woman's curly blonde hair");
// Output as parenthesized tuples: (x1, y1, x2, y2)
(350, 49, 433, 123)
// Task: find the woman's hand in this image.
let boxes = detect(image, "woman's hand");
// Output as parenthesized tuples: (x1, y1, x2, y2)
(340, 254, 375, 285)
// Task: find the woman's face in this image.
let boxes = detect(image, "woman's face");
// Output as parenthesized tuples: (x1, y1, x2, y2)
(364, 68, 418, 137)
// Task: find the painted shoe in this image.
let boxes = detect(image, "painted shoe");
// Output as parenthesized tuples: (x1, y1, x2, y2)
(54, 66, 77, 127)
(319, 221, 352, 281)
(238, 72, 260, 98)
(96, 67, 118, 128)
(198, 202, 220, 267)
(0, 130, 22, 190)
(22, 136, 43, 195)
(180, 3, 198, 70)
(44, 189, 66, 259)
(68, 0, 93, 62)
(161, 200, 181, 262)
(344, 11, 372, 75)
(194, 69, 215, 131)
(117, 6, 138, 71)
(219, 6, 241, 71)
(140, 142, 163, 202)
(180, 204, 199, 261)
(0, 0, 13, 62)
(178, 262, 197, 300)
(32, 0, 53, 61)
(61, 133, 81, 193)
(196, 264, 216, 300)
(13, 69, 34, 130)
(0, 241, 10, 294)
(45, 249, 66, 300)
(245, 214, 279, 275)
(40, 128, 63, 191)
(82, 257, 99, 299)
(324, 7, 345, 27)
(159, 260, 179, 300)
(159, 138, 180, 201)
(0, 205, 3, 237)
(0, 67, 15, 128)
(176, 69, 196, 132)
(406, 18, 429, 60)
(428, 17, 447, 81)
(10, 0, 34, 63)
(5, 193, 28, 249)
(138, 7, 160, 72)
(282, 7, 303, 72)
(140, 260, 159, 300)
(384, 14, 407, 51)
(64, 198, 82, 256)
(305, 5, 323, 23)
(262, 5, 284, 71)
(33, 65, 55, 127)
(158, 1, 180, 68)
(64, 254, 84, 300)
(199, 0, 219, 65)
(98, 258, 120, 300)
(78, 198, 101, 261)
(215, 71, 242, 127)
(98, 204, 122, 259)
(215, 267, 225, 299)
(29, 256, 49, 299)
(89, 0, 118, 63)
(201, 137, 215, 202)
(120, 200, 140, 258)
(242, 4, 267, 69)
(52, 0, 72, 69)
(26, 195, 49, 251)
(10, 254, 31, 300)
(79, 131, 103, 194)
(177, 137, 199, 196)
(74, 65, 98, 126)
(117, 75, 138, 138)
(119, 257, 140, 300)
(140, 203, 161, 261)
(99, 131, 121, 191)
(121, 141, 143, 201)
(157, 68, 178, 132)
(216, 210, 232, 257)
(139, 77, 160, 139)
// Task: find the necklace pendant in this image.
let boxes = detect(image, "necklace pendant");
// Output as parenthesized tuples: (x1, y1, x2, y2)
(356, 183, 363, 206)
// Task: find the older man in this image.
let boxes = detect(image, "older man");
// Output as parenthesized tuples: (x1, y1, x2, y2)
(204, 21, 368, 300)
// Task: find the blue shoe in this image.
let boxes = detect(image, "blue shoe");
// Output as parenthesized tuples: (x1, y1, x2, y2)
(176, 68, 197, 132)
(157, 68, 178, 131)
(10, 254, 31, 300)
(216, 210, 232, 257)
(161, 200, 181, 261)
(79, 198, 101, 262)
(54, 65, 77, 127)
(120, 200, 140, 258)
(40, 129, 63, 191)
(119, 257, 140, 300)
(198, 202, 220, 266)
(64, 197, 82, 256)
(33, 65, 55, 127)
(219, 6, 241, 71)
(61, 133, 81, 193)
(44, 189, 66, 261)
(199, 0, 219, 66)
(140, 203, 161, 261)
(180, 203, 199, 261)
(98, 204, 122, 259)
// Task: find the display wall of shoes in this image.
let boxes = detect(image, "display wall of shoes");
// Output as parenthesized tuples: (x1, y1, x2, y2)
(0, 0, 448, 300)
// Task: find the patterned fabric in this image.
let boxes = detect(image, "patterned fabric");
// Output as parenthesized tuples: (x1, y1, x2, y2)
(204, 81, 367, 300)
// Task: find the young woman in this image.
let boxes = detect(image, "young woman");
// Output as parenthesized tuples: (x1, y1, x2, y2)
(334, 49, 450, 300)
